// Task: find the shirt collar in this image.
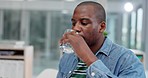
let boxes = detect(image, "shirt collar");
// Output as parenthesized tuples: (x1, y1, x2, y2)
(95, 37, 113, 56)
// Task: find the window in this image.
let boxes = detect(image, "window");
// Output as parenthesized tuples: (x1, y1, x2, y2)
(3, 10, 21, 40)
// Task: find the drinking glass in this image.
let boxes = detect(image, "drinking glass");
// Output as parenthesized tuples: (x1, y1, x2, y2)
(59, 29, 74, 54)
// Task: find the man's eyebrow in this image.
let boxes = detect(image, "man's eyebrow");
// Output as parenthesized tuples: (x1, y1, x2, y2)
(71, 18, 90, 21)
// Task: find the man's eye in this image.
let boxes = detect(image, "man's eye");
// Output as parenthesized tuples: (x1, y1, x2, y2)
(72, 22, 76, 26)
(81, 22, 88, 26)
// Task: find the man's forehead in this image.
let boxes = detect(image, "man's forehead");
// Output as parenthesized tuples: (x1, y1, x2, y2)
(75, 4, 95, 10)
(72, 13, 93, 21)
(74, 4, 97, 16)
(72, 7, 96, 19)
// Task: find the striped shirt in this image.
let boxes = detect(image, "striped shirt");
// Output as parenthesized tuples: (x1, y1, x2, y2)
(70, 60, 88, 78)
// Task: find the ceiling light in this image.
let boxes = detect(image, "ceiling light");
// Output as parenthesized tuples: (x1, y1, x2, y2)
(124, 2, 134, 12)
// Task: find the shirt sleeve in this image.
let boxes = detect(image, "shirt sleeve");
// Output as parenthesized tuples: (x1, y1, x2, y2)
(87, 53, 146, 78)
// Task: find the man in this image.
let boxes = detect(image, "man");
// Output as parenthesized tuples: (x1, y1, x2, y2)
(57, 1, 146, 78)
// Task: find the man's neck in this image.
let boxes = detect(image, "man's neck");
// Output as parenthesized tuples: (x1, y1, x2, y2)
(90, 36, 106, 53)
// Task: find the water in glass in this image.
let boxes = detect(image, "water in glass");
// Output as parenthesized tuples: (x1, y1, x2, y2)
(59, 29, 74, 53)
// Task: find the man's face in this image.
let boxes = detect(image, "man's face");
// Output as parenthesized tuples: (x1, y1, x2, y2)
(71, 5, 102, 47)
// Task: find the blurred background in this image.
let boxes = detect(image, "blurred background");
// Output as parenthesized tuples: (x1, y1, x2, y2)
(0, 0, 148, 77)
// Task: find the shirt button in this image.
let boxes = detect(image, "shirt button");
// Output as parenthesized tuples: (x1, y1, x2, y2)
(91, 72, 95, 76)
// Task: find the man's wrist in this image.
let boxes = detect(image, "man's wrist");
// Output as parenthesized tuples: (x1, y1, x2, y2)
(85, 55, 98, 66)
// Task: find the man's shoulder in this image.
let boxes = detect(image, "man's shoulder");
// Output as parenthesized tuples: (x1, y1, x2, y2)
(61, 53, 75, 59)
(58, 53, 77, 72)
(109, 41, 135, 58)
(102, 37, 131, 53)
(59, 53, 76, 63)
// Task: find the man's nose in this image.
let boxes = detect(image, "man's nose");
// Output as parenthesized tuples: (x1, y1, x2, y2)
(72, 23, 81, 32)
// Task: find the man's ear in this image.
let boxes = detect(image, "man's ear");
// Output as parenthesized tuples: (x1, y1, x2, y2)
(99, 21, 106, 33)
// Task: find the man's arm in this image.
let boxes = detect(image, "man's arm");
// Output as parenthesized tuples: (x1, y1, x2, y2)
(86, 52, 146, 78)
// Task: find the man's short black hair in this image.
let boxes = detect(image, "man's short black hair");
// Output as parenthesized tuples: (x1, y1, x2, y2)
(76, 1, 106, 22)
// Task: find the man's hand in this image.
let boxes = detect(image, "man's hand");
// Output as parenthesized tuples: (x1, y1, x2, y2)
(60, 31, 98, 66)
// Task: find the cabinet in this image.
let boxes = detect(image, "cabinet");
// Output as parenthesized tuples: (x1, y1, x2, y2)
(0, 45, 33, 78)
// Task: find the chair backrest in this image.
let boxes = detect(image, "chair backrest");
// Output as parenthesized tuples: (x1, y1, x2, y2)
(37, 69, 58, 78)
(130, 49, 145, 67)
